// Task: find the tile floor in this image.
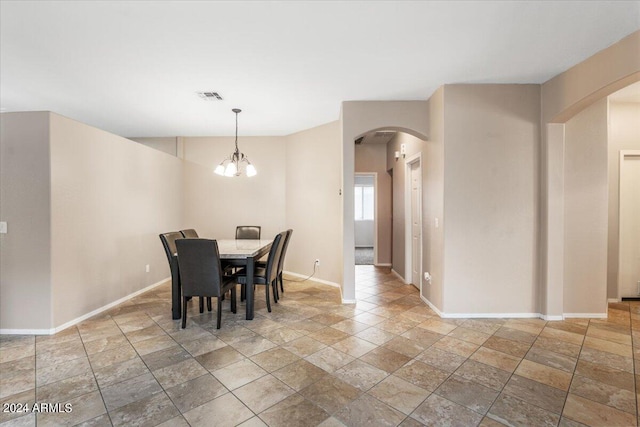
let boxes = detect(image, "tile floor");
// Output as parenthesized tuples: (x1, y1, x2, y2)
(1, 266, 638, 427)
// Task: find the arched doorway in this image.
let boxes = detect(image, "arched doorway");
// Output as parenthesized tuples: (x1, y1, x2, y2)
(340, 101, 430, 303)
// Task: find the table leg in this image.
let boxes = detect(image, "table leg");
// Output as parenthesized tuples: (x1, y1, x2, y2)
(171, 258, 181, 320)
(246, 256, 255, 320)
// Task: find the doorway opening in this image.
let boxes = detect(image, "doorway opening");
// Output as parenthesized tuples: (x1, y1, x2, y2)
(618, 151, 640, 299)
(355, 173, 376, 266)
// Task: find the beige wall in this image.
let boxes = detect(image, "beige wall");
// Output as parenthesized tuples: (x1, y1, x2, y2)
(423, 87, 445, 311)
(286, 121, 342, 286)
(607, 101, 640, 299)
(0, 112, 53, 331)
(49, 114, 184, 326)
(443, 85, 540, 315)
(563, 99, 609, 315)
(181, 136, 286, 240)
(355, 143, 391, 265)
(0, 112, 184, 331)
(129, 137, 181, 157)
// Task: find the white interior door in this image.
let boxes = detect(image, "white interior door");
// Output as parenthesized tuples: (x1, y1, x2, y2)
(619, 153, 640, 297)
(410, 161, 421, 288)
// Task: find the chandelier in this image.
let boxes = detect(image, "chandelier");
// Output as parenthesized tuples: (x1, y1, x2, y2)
(214, 108, 256, 177)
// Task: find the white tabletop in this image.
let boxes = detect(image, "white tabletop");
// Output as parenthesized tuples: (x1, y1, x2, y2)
(215, 239, 272, 259)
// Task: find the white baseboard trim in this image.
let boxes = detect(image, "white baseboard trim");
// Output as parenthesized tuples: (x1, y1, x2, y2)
(391, 269, 408, 284)
(0, 277, 170, 336)
(342, 299, 357, 304)
(0, 327, 55, 335)
(283, 271, 341, 288)
(374, 263, 392, 267)
(563, 313, 608, 319)
(416, 295, 571, 321)
(541, 314, 564, 321)
(440, 312, 542, 319)
(420, 294, 444, 317)
(608, 298, 620, 303)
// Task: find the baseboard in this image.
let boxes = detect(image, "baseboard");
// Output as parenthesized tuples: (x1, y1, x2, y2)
(0, 277, 170, 335)
(608, 298, 620, 303)
(341, 299, 357, 304)
(420, 294, 444, 317)
(283, 271, 341, 288)
(541, 314, 564, 321)
(374, 263, 392, 267)
(391, 269, 408, 284)
(563, 313, 608, 319)
(440, 312, 542, 319)
(417, 294, 569, 320)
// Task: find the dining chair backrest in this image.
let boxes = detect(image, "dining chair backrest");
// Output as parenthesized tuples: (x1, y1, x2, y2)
(159, 232, 183, 264)
(180, 229, 199, 238)
(277, 229, 293, 276)
(175, 239, 225, 298)
(265, 232, 285, 284)
(236, 226, 261, 240)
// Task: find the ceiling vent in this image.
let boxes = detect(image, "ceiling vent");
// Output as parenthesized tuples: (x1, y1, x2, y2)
(197, 92, 223, 101)
(354, 136, 364, 145)
(374, 131, 396, 138)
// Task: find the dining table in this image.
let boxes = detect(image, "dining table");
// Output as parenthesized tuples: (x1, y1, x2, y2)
(171, 238, 272, 321)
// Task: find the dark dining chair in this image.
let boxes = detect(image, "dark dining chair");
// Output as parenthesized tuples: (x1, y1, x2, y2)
(236, 232, 284, 312)
(276, 229, 293, 295)
(258, 229, 292, 301)
(236, 226, 261, 240)
(159, 232, 184, 319)
(180, 229, 199, 238)
(176, 239, 237, 329)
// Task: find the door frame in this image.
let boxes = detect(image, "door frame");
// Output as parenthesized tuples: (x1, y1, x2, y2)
(618, 150, 640, 299)
(405, 153, 422, 291)
(355, 172, 378, 265)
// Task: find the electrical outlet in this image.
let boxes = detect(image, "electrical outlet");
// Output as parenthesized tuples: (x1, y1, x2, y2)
(145, 264, 150, 273)
(423, 272, 432, 283)
(0, 222, 6, 234)
(315, 259, 320, 267)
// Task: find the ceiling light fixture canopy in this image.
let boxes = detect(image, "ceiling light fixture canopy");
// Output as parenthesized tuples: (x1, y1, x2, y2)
(214, 108, 256, 177)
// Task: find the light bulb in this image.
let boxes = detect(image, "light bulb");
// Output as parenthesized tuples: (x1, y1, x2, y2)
(246, 164, 257, 177)
(224, 162, 237, 177)
(214, 164, 225, 176)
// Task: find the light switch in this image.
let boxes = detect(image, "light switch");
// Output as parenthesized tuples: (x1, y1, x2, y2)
(0, 222, 7, 234)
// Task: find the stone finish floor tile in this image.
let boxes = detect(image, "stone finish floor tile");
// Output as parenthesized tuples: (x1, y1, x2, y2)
(273, 359, 328, 391)
(5, 269, 640, 427)
(183, 393, 253, 427)
(562, 393, 637, 427)
(335, 393, 406, 427)
(411, 394, 483, 426)
(334, 360, 389, 392)
(502, 374, 567, 414)
(259, 394, 330, 427)
(368, 375, 430, 415)
(164, 373, 227, 413)
(514, 359, 573, 391)
(233, 374, 295, 413)
(435, 375, 499, 415)
(300, 375, 363, 415)
(488, 393, 560, 427)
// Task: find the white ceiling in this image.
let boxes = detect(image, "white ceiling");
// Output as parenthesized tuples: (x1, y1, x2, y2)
(1, 1, 639, 137)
